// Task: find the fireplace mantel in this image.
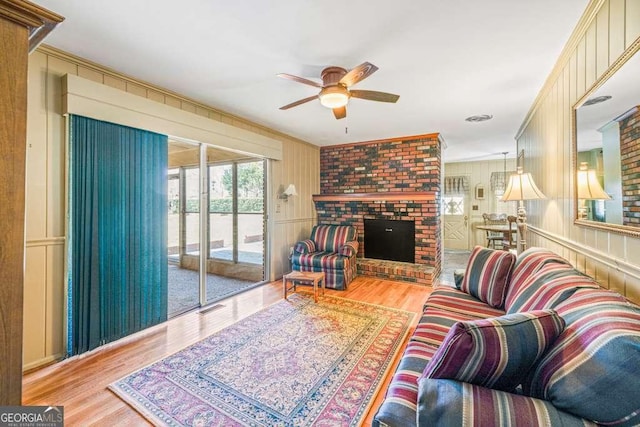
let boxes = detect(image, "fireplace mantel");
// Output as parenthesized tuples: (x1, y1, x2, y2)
(312, 192, 436, 202)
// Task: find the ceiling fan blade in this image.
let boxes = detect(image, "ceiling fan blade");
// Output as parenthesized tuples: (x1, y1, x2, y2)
(350, 90, 399, 103)
(333, 106, 346, 120)
(339, 62, 378, 87)
(279, 95, 318, 110)
(277, 73, 323, 88)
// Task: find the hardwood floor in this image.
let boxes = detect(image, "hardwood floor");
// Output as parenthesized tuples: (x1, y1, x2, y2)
(22, 276, 432, 426)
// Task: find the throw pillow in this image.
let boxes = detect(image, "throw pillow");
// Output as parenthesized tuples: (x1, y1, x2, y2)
(523, 303, 640, 426)
(419, 310, 565, 392)
(459, 246, 515, 308)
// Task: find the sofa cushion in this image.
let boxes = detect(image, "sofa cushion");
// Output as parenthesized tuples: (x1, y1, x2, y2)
(424, 287, 506, 319)
(459, 246, 515, 308)
(417, 379, 596, 427)
(292, 251, 348, 270)
(309, 224, 357, 253)
(372, 340, 437, 427)
(420, 310, 565, 393)
(524, 303, 640, 426)
(413, 307, 479, 347)
(294, 239, 316, 254)
(554, 287, 631, 316)
(508, 247, 571, 292)
(505, 263, 600, 314)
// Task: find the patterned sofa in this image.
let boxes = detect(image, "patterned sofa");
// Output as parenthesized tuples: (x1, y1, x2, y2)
(291, 224, 358, 290)
(374, 246, 640, 426)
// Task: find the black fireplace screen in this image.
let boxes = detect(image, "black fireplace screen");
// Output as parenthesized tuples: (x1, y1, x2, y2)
(364, 219, 415, 263)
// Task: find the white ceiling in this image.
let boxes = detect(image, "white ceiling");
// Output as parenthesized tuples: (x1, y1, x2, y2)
(35, 0, 589, 162)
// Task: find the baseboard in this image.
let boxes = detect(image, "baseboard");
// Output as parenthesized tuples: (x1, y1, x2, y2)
(23, 354, 64, 373)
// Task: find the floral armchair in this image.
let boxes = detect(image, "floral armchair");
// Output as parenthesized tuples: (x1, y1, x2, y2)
(291, 224, 359, 290)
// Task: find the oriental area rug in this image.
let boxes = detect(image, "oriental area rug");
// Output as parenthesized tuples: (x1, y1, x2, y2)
(109, 294, 414, 426)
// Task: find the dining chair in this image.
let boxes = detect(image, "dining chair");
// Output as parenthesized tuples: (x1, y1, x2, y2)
(482, 213, 507, 249)
(502, 215, 518, 251)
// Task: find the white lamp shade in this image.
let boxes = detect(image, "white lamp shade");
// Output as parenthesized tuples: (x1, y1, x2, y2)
(283, 184, 298, 197)
(577, 162, 611, 200)
(501, 167, 546, 201)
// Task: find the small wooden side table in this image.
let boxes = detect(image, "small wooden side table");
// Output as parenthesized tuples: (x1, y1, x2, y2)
(283, 271, 326, 303)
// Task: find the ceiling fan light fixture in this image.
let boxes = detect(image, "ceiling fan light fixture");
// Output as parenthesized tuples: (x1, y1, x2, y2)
(319, 86, 349, 109)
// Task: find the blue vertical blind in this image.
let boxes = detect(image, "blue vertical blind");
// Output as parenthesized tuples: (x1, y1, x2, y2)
(68, 115, 168, 355)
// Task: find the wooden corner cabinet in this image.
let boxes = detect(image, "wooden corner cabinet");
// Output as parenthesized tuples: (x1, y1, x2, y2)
(0, 0, 62, 405)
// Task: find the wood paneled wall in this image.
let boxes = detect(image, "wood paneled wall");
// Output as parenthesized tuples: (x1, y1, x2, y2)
(269, 136, 319, 280)
(24, 46, 318, 370)
(517, 0, 640, 304)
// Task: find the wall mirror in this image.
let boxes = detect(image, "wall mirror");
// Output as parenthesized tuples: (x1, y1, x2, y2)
(574, 42, 640, 236)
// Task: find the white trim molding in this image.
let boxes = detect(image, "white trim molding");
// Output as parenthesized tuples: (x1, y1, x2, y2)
(529, 226, 640, 283)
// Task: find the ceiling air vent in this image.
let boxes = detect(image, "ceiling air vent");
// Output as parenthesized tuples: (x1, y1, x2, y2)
(465, 114, 493, 122)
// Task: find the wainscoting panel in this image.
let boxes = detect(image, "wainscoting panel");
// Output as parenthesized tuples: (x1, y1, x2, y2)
(46, 242, 65, 359)
(23, 239, 65, 370)
(530, 227, 640, 303)
(24, 246, 46, 367)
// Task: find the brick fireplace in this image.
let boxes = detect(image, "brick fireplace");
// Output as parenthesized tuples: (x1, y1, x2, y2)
(313, 133, 442, 285)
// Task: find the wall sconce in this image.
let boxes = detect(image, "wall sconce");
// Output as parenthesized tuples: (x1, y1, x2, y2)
(501, 166, 546, 253)
(576, 161, 611, 219)
(278, 184, 298, 202)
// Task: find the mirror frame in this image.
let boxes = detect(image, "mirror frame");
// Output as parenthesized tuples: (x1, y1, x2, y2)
(573, 39, 640, 237)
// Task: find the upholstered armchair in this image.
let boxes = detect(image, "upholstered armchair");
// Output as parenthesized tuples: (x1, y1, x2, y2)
(291, 224, 358, 290)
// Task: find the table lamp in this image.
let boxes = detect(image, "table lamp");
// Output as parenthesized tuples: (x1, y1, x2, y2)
(576, 161, 611, 220)
(501, 166, 546, 253)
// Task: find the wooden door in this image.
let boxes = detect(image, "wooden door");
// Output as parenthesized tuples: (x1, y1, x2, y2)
(443, 195, 470, 250)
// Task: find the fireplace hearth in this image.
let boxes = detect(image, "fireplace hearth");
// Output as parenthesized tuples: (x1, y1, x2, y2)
(364, 219, 415, 263)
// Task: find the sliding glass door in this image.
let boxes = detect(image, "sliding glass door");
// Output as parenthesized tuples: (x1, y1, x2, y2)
(167, 141, 267, 315)
(237, 161, 265, 265)
(205, 159, 265, 304)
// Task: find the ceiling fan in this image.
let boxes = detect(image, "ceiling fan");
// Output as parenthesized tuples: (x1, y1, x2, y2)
(277, 62, 399, 120)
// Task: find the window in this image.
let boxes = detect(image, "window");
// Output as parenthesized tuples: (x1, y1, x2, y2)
(209, 164, 233, 261)
(237, 161, 264, 265)
(209, 160, 265, 264)
(442, 196, 464, 215)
